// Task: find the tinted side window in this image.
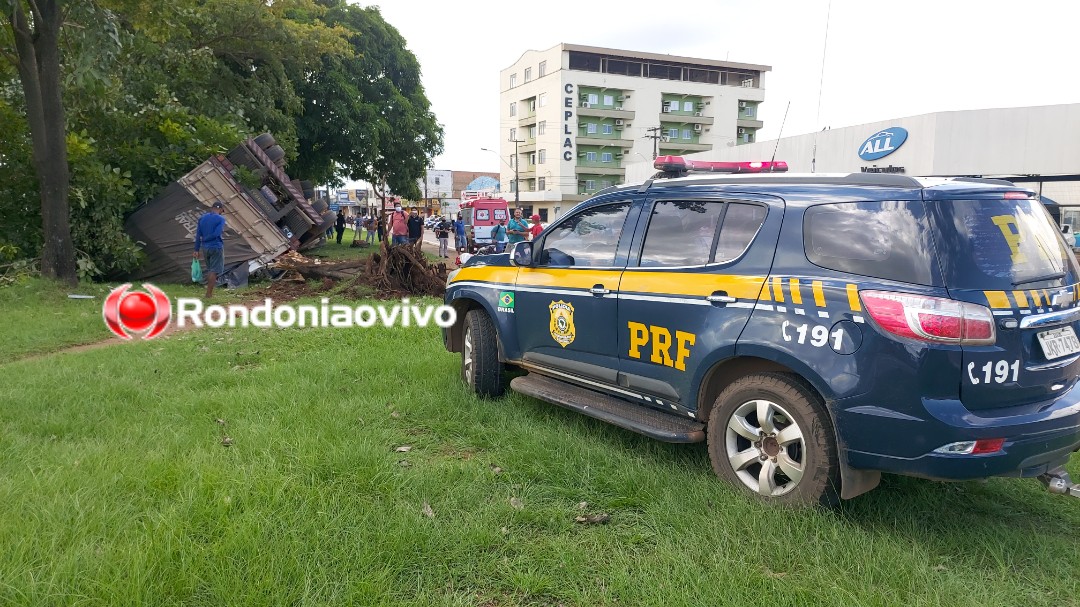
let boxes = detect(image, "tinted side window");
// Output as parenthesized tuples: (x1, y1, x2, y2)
(714, 203, 767, 263)
(539, 202, 631, 267)
(804, 201, 937, 285)
(639, 201, 724, 267)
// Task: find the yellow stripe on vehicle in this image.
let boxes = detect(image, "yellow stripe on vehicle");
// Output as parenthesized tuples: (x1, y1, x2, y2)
(1012, 290, 1029, 308)
(517, 268, 623, 290)
(772, 277, 785, 303)
(846, 284, 862, 312)
(983, 291, 1011, 309)
(789, 278, 803, 305)
(1042, 289, 1052, 306)
(450, 266, 519, 285)
(812, 281, 826, 308)
(621, 272, 767, 299)
(1030, 290, 1043, 307)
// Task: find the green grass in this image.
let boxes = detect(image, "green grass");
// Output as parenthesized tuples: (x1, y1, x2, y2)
(0, 298, 1077, 606)
(308, 228, 380, 262)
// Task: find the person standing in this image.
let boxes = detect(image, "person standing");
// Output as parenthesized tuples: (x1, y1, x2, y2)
(507, 208, 529, 246)
(493, 219, 509, 253)
(453, 213, 466, 252)
(407, 210, 424, 245)
(365, 216, 377, 243)
(434, 217, 451, 258)
(194, 201, 227, 299)
(528, 213, 544, 240)
(389, 205, 409, 245)
(335, 210, 347, 244)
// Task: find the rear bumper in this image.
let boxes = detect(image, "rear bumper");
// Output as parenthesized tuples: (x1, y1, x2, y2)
(841, 385, 1080, 481)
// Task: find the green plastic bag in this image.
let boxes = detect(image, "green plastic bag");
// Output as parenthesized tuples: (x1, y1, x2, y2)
(192, 258, 203, 283)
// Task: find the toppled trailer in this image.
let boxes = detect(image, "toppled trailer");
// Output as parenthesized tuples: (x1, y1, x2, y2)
(125, 133, 335, 283)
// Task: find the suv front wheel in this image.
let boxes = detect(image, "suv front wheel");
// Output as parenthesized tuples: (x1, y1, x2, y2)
(462, 309, 504, 398)
(707, 373, 840, 507)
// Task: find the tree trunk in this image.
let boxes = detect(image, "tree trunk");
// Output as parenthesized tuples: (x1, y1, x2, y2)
(8, 0, 77, 285)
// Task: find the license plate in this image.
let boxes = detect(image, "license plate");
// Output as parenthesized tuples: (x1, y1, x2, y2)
(1037, 326, 1080, 360)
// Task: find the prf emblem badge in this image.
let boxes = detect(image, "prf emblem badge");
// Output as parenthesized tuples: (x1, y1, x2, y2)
(549, 300, 576, 347)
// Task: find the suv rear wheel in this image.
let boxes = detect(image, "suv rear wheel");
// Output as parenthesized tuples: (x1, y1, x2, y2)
(462, 309, 503, 398)
(707, 373, 839, 507)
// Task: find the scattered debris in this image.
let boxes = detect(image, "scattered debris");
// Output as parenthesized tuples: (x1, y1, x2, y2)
(577, 501, 588, 510)
(397, 459, 412, 468)
(390, 411, 401, 419)
(490, 465, 503, 475)
(421, 502, 435, 518)
(510, 497, 524, 510)
(67, 294, 95, 299)
(363, 241, 448, 297)
(221, 436, 234, 447)
(395, 445, 413, 453)
(574, 513, 610, 525)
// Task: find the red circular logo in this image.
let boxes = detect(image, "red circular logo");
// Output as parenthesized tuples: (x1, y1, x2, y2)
(102, 284, 172, 340)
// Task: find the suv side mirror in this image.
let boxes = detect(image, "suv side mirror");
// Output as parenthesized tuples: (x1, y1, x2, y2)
(509, 241, 533, 267)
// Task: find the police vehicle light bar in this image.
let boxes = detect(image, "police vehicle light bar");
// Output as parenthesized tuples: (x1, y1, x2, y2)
(653, 155, 789, 174)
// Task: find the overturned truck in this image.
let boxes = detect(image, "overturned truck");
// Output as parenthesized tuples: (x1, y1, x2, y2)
(125, 134, 336, 283)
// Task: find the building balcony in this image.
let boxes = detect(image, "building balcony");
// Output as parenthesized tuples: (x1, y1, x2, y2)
(578, 107, 636, 121)
(518, 114, 538, 127)
(658, 141, 712, 153)
(518, 142, 537, 154)
(574, 164, 625, 177)
(576, 135, 634, 148)
(737, 118, 764, 129)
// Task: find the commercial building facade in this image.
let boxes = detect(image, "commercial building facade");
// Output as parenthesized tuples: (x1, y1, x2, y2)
(499, 43, 770, 221)
(705, 103, 1080, 209)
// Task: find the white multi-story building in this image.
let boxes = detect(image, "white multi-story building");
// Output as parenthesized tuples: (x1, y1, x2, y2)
(499, 43, 770, 221)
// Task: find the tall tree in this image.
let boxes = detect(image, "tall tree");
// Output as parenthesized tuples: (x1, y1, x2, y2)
(3, 0, 76, 284)
(292, 3, 443, 200)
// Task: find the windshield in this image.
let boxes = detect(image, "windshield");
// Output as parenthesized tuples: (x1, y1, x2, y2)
(936, 198, 1079, 289)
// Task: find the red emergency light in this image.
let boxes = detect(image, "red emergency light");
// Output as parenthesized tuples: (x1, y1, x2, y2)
(654, 155, 789, 174)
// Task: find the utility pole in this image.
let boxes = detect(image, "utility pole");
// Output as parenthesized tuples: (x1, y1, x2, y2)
(644, 127, 663, 159)
(510, 137, 524, 207)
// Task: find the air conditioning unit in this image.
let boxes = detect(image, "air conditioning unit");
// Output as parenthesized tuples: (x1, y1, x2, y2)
(693, 124, 702, 132)
(696, 102, 705, 109)
(614, 154, 622, 158)
(662, 136, 671, 143)
(578, 151, 586, 157)
(581, 102, 590, 108)
(616, 95, 625, 102)
(615, 119, 624, 126)
(739, 101, 748, 108)
(614, 106, 623, 111)
(580, 94, 589, 101)
(614, 125, 623, 130)
(662, 106, 671, 113)
(693, 111, 702, 117)
(738, 127, 747, 134)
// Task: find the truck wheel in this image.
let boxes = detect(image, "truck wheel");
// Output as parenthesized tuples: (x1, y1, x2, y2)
(311, 199, 328, 213)
(254, 133, 276, 150)
(707, 373, 840, 507)
(462, 309, 503, 398)
(265, 144, 286, 166)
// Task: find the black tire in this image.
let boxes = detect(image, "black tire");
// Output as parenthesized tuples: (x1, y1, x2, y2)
(462, 309, 503, 398)
(300, 180, 315, 200)
(707, 372, 840, 507)
(265, 144, 286, 166)
(311, 199, 328, 213)
(254, 133, 276, 150)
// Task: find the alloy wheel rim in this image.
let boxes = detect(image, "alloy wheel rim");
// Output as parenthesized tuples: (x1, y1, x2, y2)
(725, 398, 806, 497)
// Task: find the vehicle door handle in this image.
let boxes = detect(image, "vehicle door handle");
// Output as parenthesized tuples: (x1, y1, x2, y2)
(707, 291, 736, 305)
(590, 285, 611, 296)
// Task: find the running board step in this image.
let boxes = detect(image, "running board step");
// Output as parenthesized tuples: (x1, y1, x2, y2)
(510, 373, 705, 443)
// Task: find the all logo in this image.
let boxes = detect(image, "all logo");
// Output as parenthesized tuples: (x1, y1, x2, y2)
(548, 300, 576, 347)
(858, 127, 908, 161)
(102, 283, 172, 340)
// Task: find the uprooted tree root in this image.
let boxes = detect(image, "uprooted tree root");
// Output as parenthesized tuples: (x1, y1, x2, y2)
(269, 241, 449, 298)
(362, 240, 448, 298)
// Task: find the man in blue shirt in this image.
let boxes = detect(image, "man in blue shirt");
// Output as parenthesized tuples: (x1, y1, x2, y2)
(194, 201, 226, 298)
(453, 214, 466, 252)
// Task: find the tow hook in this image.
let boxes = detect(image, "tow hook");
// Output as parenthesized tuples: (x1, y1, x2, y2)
(1037, 467, 1080, 498)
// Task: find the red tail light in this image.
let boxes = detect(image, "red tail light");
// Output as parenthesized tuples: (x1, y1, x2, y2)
(972, 438, 1005, 454)
(860, 290, 996, 346)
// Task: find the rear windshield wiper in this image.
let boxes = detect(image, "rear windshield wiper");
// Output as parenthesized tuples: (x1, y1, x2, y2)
(1013, 272, 1065, 287)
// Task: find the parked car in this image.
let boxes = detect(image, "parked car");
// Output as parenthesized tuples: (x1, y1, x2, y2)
(440, 156, 1080, 505)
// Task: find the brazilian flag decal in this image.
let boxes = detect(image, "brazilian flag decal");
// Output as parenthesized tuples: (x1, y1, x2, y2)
(498, 291, 515, 309)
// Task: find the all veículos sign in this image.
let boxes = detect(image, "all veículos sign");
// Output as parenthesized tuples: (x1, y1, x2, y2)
(858, 127, 908, 161)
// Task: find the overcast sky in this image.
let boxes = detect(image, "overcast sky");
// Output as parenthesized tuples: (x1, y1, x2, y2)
(361, 0, 1079, 175)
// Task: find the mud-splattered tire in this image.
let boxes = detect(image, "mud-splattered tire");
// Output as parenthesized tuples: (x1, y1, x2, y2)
(462, 309, 503, 398)
(254, 133, 277, 150)
(707, 373, 840, 507)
